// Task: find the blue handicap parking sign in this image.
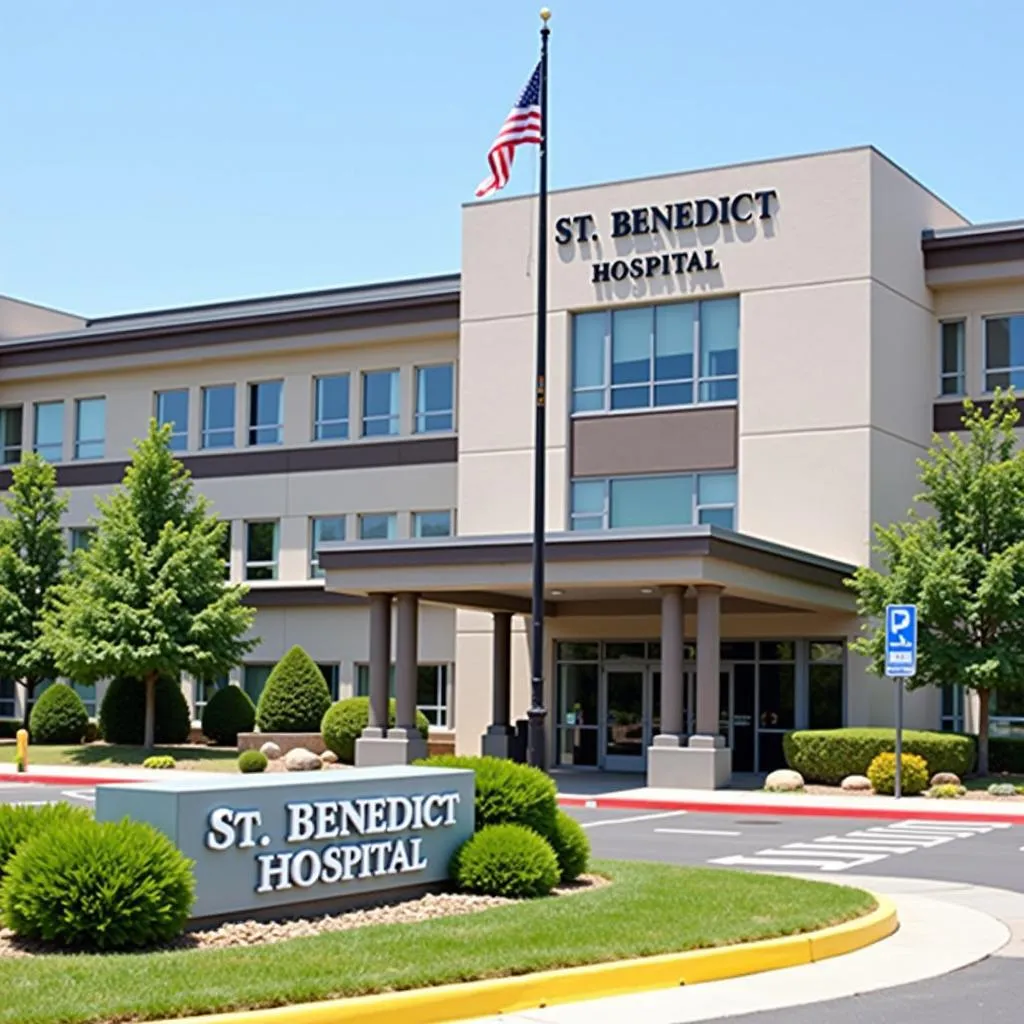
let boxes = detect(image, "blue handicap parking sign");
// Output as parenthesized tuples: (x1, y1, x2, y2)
(885, 604, 918, 677)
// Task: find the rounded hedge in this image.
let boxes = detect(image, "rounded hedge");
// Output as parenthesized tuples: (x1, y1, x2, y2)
(322, 697, 430, 763)
(927, 783, 966, 799)
(451, 823, 560, 899)
(202, 685, 256, 746)
(0, 803, 92, 883)
(142, 755, 176, 770)
(548, 809, 590, 882)
(2, 817, 195, 951)
(29, 683, 89, 744)
(238, 749, 268, 773)
(255, 646, 333, 733)
(867, 751, 929, 796)
(784, 728, 975, 785)
(416, 755, 559, 839)
(99, 674, 191, 745)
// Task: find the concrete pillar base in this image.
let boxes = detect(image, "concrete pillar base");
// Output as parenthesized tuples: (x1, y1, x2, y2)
(354, 735, 426, 767)
(481, 725, 515, 759)
(651, 733, 686, 748)
(646, 738, 732, 790)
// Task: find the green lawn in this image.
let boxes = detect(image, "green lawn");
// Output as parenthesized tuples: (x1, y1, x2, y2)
(0, 742, 239, 771)
(1, 860, 875, 1024)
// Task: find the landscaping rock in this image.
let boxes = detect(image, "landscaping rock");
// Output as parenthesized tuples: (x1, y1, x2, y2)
(764, 769, 804, 792)
(841, 774, 873, 792)
(283, 747, 322, 772)
(930, 771, 961, 787)
(320, 750, 339, 764)
(259, 741, 282, 761)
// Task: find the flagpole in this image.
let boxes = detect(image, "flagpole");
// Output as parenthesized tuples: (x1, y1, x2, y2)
(527, 8, 551, 772)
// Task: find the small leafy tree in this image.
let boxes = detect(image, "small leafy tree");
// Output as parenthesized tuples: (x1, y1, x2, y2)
(44, 421, 258, 748)
(849, 390, 1024, 776)
(0, 454, 68, 727)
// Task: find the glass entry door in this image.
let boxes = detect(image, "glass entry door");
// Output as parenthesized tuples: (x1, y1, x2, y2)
(601, 667, 650, 772)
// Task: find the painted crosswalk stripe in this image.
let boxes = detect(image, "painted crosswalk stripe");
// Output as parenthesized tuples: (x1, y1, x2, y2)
(581, 811, 688, 829)
(654, 827, 742, 837)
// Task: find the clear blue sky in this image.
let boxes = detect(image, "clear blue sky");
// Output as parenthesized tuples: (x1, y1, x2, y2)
(2, 0, 1021, 318)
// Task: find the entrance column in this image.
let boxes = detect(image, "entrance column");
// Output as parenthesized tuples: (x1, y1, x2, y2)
(657, 586, 685, 739)
(687, 585, 731, 787)
(355, 592, 398, 766)
(391, 592, 428, 761)
(482, 611, 515, 758)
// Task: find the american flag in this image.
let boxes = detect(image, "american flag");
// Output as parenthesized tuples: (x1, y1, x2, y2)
(475, 63, 542, 198)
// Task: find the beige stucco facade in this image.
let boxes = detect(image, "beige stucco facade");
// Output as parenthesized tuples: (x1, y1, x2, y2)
(2, 144, 1021, 775)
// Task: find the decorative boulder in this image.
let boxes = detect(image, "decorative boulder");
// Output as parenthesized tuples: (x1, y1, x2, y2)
(283, 747, 322, 772)
(764, 769, 804, 792)
(320, 750, 339, 764)
(841, 774, 873, 792)
(259, 741, 283, 761)
(930, 771, 961, 787)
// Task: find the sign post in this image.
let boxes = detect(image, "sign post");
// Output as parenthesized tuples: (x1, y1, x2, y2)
(884, 604, 918, 799)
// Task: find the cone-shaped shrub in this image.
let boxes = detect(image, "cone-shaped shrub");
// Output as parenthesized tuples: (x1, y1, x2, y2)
(201, 684, 256, 745)
(99, 674, 191, 745)
(28, 683, 88, 744)
(255, 646, 332, 733)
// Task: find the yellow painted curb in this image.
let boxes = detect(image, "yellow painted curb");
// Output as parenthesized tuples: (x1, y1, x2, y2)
(154, 895, 897, 1024)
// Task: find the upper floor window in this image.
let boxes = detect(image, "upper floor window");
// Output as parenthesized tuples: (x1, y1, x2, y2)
(156, 389, 189, 451)
(984, 315, 1024, 392)
(33, 401, 63, 463)
(415, 364, 454, 433)
(202, 385, 236, 449)
(313, 374, 349, 441)
(248, 380, 283, 446)
(413, 510, 452, 538)
(74, 397, 105, 460)
(362, 370, 399, 437)
(309, 515, 346, 578)
(569, 471, 737, 531)
(0, 407, 23, 466)
(359, 512, 397, 540)
(939, 321, 966, 397)
(245, 520, 278, 580)
(69, 527, 96, 553)
(572, 297, 739, 414)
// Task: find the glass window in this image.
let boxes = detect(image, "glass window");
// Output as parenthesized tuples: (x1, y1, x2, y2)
(362, 370, 399, 437)
(809, 664, 843, 729)
(415, 365, 454, 433)
(69, 527, 95, 552)
(71, 681, 96, 717)
(939, 321, 965, 397)
(354, 663, 450, 726)
(248, 380, 283, 446)
(940, 686, 965, 733)
(243, 664, 273, 704)
(984, 315, 1024, 392)
(74, 398, 105, 460)
(309, 516, 345, 578)
(245, 521, 278, 579)
(571, 298, 737, 413)
(317, 664, 340, 702)
(0, 407, 23, 466)
(155, 390, 189, 451)
(313, 374, 349, 441)
(569, 479, 606, 531)
(758, 663, 795, 730)
(202, 386, 236, 449)
(413, 510, 452, 538)
(216, 522, 231, 579)
(0, 678, 14, 719)
(359, 513, 397, 540)
(610, 475, 693, 529)
(697, 472, 738, 529)
(33, 401, 63, 462)
(194, 675, 228, 718)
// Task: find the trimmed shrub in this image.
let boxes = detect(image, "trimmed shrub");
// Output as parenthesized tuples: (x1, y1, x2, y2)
(926, 783, 966, 799)
(202, 685, 256, 746)
(142, 755, 176, 770)
(451, 824, 560, 899)
(548, 809, 590, 882)
(0, 803, 91, 883)
(988, 782, 1018, 797)
(2, 817, 194, 951)
(83, 720, 99, 743)
(991, 737, 1024, 775)
(323, 697, 430, 764)
(255, 646, 332, 733)
(417, 754, 559, 839)
(784, 728, 975, 784)
(238, 749, 268, 773)
(28, 683, 88, 744)
(867, 751, 929, 796)
(99, 674, 191, 745)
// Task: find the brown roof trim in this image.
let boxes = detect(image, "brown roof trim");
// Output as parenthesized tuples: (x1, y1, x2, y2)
(0, 436, 457, 490)
(922, 227, 1024, 270)
(932, 397, 1024, 433)
(244, 586, 367, 608)
(0, 294, 459, 368)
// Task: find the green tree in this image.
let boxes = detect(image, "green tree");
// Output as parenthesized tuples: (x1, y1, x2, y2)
(43, 421, 258, 748)
(848, 390, 1024, 776)
(0, 454, 68, 727)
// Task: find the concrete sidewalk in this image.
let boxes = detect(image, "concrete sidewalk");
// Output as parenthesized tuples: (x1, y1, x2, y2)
(463, 876, 1022, 1024)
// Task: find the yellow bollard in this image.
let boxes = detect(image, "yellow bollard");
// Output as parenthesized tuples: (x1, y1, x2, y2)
(15, 728, 28, 772)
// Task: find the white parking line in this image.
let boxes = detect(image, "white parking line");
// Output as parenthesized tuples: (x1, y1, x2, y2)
(580, 811, 689, 829)
(63, 790, 95, 802)
(655, 827, 742, 837)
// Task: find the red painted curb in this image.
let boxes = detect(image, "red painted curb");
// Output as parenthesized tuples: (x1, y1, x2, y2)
(0, 773, 143, 787)
(558, 794, 1024, 825)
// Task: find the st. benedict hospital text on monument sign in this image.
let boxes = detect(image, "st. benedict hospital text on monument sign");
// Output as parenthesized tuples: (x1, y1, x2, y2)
(555, 188, 778, 283)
